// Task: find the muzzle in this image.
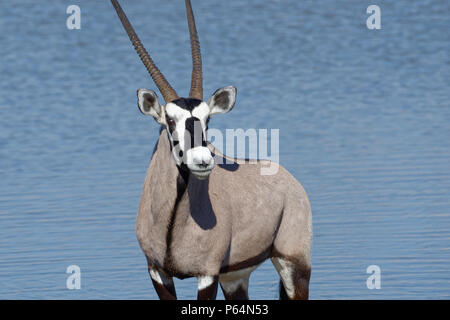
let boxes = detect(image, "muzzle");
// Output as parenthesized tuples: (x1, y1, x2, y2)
(185, 146, 214, 179)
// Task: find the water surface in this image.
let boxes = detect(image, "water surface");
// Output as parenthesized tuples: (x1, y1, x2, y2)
(0, 0, 449, 299)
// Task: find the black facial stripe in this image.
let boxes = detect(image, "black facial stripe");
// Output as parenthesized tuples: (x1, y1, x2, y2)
(165, 114, 175, 133)
(166, 97, 203, 143)
(171, 97, 202, 111)
(164, 128, 189, 177)
(184, 116, 206, 149)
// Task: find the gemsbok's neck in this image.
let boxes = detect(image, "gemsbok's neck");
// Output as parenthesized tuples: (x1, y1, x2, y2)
(143, 129, 185, 221)
(152, 128, 187, 181)
(146, 129, 211, 272)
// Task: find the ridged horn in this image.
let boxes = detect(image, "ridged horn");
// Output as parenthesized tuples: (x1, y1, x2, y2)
(185, 0, 203, 100)
(111, 0, 179, 103)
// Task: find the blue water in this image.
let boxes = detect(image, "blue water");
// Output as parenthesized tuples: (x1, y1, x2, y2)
(0, 0, 449, 299)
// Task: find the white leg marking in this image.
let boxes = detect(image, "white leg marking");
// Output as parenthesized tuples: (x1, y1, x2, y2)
(149, 268, 173, 286)
(219, 265, 258, 294)
(271, 258, 295, 298)
(197, 275, 215, 290)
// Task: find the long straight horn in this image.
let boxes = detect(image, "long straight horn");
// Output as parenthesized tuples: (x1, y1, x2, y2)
(111, 0, 178, 103)
(185, 0, 203, 100)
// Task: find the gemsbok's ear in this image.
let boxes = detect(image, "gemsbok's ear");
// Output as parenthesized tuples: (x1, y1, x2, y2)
(207, 86, 237, 116)
(137, 89, 164, 123)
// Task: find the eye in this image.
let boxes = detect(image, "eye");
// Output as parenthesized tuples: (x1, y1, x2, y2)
(167, 118, 175, 127)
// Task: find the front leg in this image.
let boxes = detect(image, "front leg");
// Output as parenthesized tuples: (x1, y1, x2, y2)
(148, 267, 177, 300)
(197, 275, 219, 300)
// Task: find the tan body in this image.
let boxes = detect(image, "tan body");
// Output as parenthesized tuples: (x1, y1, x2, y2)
(137, 131, 312, 299)
(111, 0, 312, 299)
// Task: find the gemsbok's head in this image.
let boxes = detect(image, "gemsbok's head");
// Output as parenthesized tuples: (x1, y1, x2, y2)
(112, 0, 236, 180)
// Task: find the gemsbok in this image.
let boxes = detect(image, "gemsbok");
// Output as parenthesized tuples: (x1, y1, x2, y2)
(111, 0, 312, 300)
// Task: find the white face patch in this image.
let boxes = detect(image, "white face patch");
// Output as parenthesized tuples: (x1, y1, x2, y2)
(191, 102, 210, 123)
(186, 146, 213, 166)
(164, 101, 212, 172)
(191, 102, 210, 141)
(185, 146, 214, 179)
(165, 102, 191, 121)
(165, 103, 191, 164)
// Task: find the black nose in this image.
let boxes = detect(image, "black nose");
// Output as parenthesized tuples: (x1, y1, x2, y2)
(197, 160, 209, 169)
